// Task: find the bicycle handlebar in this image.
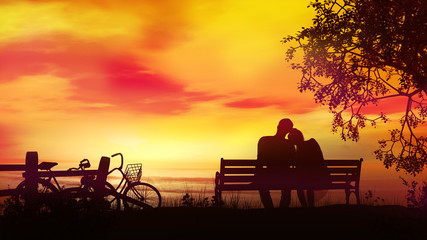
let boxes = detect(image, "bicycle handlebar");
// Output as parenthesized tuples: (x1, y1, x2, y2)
(109, 153, 124, 175)
(67, 159, 91, 171)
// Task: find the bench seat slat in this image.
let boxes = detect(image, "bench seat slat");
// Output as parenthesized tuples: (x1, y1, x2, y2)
(221, 174, 359, 181)
(220, 178, 357, 185)
(223, 167, 359, 175)
(221, 160, 258, 166)
(224, 167, 359, 173)
(221, 175, 359, 183)
(324, 160, 361, 166)
(328, 168, 359, 174)
(220, 184, 258, 191)
(222, 168, 256, 174)
(330, 175, 358, 181)
(221, 176, 255, 182)
(219, 183, 356, 191)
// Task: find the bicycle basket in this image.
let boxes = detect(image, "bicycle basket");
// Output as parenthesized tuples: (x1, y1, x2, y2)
(125, 163, 142, 182)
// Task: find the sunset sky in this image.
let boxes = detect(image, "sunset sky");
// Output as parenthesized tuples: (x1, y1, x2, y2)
(0, 0, 419, 197)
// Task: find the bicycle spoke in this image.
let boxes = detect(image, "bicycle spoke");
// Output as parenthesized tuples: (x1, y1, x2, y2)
(123, 182, 161, 210)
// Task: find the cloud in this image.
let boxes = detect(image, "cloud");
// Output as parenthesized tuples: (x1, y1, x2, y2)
(0, 0, 198, 51)
(0, 0, 219, 115)
(224, 97, 318, 114)
(225, 98, 279, 109)
(0, 124, 17, 159)
(358, 96, 409, 115)
(0, 34, 219, 115)
(69, 53, 222, 114)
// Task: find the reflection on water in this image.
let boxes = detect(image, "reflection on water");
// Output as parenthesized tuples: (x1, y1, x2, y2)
(138, 167, 216, 203)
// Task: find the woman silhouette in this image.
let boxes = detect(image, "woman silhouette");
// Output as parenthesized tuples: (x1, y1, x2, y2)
(288, 128, 330, 207)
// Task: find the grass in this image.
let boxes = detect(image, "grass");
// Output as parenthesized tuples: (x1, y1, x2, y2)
(160, 188, 393, 209)
(0, 187, 405, 215)
(162, 190, 264, 209)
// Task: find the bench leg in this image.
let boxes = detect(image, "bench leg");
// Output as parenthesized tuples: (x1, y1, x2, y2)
(355, 189, 360, 205)
(214, 171, 222, 207)
(214, 187, 222, 207)
(216, 191, 222, 207)
(345, 189, 350, 205)
(345, 189, 360, 205)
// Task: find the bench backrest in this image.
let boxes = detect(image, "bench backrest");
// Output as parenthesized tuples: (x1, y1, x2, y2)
(324, 159, 362, 185)
(220, 159, 258, 184)
(219, 158, 363, 187)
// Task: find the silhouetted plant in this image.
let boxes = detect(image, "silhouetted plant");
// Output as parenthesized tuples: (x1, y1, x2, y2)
(0, 195, 58, 216)
(197, 197, 209, 208)
(284, 0, 427, 175)
(363, 190, 385, 206)
(401, 177, 427, 208)
(209, 195, 217, 207)
(0, 197, 24, 216)
(181, 193, 194, 207)
(180, 193, 216, 208)
(226, 192, 241, 209)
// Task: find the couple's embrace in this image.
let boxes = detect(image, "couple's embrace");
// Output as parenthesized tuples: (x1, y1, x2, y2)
(256, 118, 330, 208)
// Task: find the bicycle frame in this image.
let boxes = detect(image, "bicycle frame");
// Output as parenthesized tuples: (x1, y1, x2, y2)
(108, 153, 134, 194)
(31, 159, 93, 193)
(102, 153, 152, 209)
(44, 171, 62, 192)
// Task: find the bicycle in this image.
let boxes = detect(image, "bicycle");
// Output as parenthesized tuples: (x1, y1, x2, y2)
(13, 159, 93, 213)
(13, 154, 161, 212)
(105, 153, 161, 210)
(62, 153, 162, 210)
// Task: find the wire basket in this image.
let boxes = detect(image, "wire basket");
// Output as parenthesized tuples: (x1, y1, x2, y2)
(125, 163, 142, 182)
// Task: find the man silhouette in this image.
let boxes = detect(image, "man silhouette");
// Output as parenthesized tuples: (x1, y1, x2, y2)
(256, 118, 295, 208)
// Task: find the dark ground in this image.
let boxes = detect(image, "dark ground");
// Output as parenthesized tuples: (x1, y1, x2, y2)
(1, 205, 427, 239)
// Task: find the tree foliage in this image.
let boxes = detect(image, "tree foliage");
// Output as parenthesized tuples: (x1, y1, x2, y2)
(283, 0, 427, 175)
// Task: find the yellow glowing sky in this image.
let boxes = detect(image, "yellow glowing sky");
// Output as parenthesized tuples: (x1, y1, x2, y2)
(0, 0, 407, 177)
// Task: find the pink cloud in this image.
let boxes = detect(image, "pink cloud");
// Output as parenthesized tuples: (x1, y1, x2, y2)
(225, 94, 410, 116)
(0, 34, 219, 114)
(105, 56, 183, 96)
(225, 97, 317, 114)
(0, 35, 106, 81)
(358, 96, 410, 115)
(225, 98, 278, 108)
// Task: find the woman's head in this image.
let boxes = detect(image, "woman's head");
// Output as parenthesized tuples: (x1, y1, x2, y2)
(288, 128, 304, 145)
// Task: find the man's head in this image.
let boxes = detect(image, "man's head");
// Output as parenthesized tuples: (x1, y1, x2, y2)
(277, 118, 293, 135)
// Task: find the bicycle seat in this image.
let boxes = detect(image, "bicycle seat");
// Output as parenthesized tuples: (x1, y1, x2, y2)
(38, 162, 58, 170)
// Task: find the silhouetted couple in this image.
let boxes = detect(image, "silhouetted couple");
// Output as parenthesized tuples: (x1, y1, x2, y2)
(256, 118, 330, 208)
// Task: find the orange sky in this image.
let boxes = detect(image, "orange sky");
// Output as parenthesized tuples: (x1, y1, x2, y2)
(0, 0, 420, 197)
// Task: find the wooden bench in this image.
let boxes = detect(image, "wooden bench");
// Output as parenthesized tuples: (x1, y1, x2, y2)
(214, 158, 363, 206)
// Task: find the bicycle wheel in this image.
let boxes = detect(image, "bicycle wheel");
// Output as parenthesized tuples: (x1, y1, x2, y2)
(61, 187, 92, 211)
(104, 182, 121, 210)
(123, 182, 161, 210)
(14, 179, 59, 213)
